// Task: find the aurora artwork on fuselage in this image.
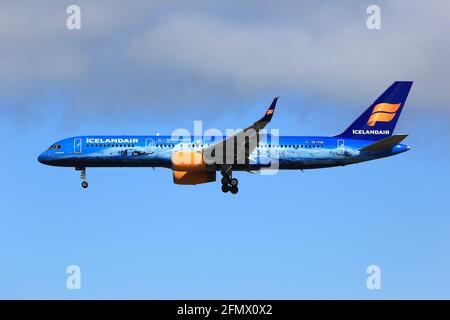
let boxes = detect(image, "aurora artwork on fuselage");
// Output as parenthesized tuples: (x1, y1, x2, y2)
(38, 81, 412, 194)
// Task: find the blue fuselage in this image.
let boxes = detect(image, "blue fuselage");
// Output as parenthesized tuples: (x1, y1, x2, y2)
(38, 135, 409, 170)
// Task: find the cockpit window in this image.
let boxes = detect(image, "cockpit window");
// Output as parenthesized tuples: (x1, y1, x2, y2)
(48, 144, 62, 150)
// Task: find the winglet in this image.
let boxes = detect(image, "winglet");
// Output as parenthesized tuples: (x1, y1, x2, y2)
(253, 97, 278, 130)
(261, 97, 278, 121)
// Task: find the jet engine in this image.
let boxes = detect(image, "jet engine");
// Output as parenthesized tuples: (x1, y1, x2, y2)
(172, 170, 216, 185)
(171, 151, 216, 185)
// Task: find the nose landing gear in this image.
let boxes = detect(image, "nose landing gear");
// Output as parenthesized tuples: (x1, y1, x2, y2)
(220, 168, 238, 194)
(77, 167, 88, 189)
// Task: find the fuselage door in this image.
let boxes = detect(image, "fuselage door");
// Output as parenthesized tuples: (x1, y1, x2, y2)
(337, 139, 345, 155)
(73, 138, 82, 154)
(145, 138, 155, 154)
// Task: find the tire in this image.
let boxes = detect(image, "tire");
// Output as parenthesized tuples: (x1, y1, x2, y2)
(230, 178, 238, 187)
(230, 186, 238, 194)
(81, 181, 88, 188)
(221, 184, 229, 193)
(221, 177, 229, 185)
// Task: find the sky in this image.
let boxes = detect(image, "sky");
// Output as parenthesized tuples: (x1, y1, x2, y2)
(1, 0, 450, 299)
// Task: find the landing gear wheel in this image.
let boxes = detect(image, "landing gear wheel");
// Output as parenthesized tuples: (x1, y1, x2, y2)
(77, 168, 88, 189)
(220, 166, 238, 194)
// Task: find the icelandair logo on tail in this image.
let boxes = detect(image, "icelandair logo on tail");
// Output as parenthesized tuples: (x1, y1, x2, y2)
(352, 102, 401, 135)
(367, 103, 401, 126)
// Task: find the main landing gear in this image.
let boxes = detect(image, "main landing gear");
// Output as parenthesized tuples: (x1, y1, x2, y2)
(220, 167, 238, 194)
(76, 167, 88, 189)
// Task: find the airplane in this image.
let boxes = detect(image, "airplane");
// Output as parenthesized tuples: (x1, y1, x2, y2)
(38, 81, 412, 194)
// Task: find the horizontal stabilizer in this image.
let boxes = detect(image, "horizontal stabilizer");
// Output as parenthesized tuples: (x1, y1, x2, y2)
(360, 134, 408, 152)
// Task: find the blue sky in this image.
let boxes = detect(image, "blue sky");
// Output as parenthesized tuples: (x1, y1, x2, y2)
(1, 99, 450, 299)
(1, 1, 450, 299)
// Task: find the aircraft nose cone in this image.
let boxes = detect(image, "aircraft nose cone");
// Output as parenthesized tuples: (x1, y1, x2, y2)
(38, 152, 49, 164)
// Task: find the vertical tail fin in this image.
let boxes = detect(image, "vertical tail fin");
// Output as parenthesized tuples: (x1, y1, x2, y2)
(336, 81, 413, 140)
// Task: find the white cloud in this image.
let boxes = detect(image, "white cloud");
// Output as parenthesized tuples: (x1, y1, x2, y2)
(0, 0, 449, 122)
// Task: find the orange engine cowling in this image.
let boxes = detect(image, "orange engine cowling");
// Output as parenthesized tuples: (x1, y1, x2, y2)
(171, 151, 216, 185)
(172, 170, 216, 185)
(171, 151, 209, 171)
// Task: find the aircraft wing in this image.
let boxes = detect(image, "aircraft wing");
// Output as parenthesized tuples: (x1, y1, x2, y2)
(203, 97, 278, 166)
(360, 134, 408, 152)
